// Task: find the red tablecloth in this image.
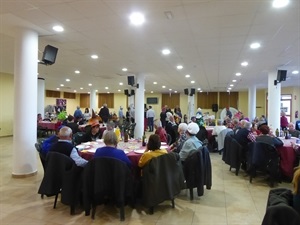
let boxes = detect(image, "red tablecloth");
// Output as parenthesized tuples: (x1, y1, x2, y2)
(277, 137, 298, 178)
(38, 121, 61, 131)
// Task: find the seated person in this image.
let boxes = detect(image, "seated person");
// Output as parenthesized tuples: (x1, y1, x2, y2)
(288, 122, 300, 138)
(37, 113, 43, 123)
(49, 126, 88, 167)
(102, 121, 115, 139)
(256, 125, 283, 147)
(233, 121, 256, 148)
(94, 131, 131, 168)
(154, 119, 167, 143)
(165, 115, 178, 145)
(138, 134, 168, 168)
(206, 118, 215, 126)
(170, 123, 188, 153)
(83, 121, 102, 142)
(212, 119, 226, 137)
(65, 115, 80, 134)
(292, 167, 300, 214)
(179, 122, 203, 161)
(41, 134, 59, 156)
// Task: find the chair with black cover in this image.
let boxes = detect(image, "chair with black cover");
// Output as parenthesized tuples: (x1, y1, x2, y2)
(167, 133, 172, 145)
(72, 131, 86, 146)
(247, 142, 281, 187)
(222, 137, 243, 176)
(142, 152, 185, 214)
(127, 123, 136, 138)
(83, 157, 134, 221)
(35, 141, 46, 198)
(38, 152, 83, 215)
(217, 128, 233, 154)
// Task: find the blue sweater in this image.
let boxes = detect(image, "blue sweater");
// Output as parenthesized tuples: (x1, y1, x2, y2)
(94, 146, 132, 168)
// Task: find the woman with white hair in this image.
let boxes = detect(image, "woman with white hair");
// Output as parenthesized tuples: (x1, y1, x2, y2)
(154, 119, 167, 143)
(170, 123, 188, 153)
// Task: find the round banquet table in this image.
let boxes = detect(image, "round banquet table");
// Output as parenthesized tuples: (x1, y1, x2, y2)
(277, 137, 299, 179)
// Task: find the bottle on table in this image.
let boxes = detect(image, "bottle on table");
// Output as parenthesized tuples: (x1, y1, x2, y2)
(124, 131, 129, 142)
(275, 128, 279, 137)
(142, 132, 146, 147)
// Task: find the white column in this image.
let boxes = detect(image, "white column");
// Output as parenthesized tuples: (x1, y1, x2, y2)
(90, 89, 97, 113)
(248, 85, 256, 121)
(12, 28, 38, 176)
(268, 71, 281, 131)
(37, 77, 45, 117)
(187, 94, 195, 121)
(134, 73, 145, 138)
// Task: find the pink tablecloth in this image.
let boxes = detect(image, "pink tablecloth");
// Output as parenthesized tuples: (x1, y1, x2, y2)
(38, 121, 61, 131)
(277, 137, 298, 178)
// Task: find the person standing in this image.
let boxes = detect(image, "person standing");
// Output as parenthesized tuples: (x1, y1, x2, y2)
(74, 106, 83, 119)
(280, 111, 289, 130)
(160, 107, 167, 128)
(146, 106, 155, 132)
(99, 103, 110, 124)
(118, 106, 124, 125)
(226, 106, 232, 119)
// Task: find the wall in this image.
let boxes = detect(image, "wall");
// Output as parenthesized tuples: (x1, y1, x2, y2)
(0, 73, 14, 136)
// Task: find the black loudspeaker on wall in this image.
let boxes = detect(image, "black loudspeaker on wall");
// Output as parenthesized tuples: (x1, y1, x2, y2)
(41, 45, 58, 65)
(277, 70, 287, 82)
(127, 76, 135, 86)
(184, 88, 189, 95)
(190, 88, 195, 96)
(212, 104, 218, 112)
(124, 90, 129, 95)
(131, 90, 135, 96)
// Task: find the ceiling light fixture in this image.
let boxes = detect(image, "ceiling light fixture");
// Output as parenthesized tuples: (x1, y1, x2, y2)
(241, 61, 248, 66)
(232, 79, 237, 82)
(153, 81, 157, 84)
(129, 12, 145, 26)
(105, 87, 108, 89)
(185, 74, 190, 78)
(74, 90, 77, 92)
(250, 42, 261, 49)
(151, 91, 153, 93)
(60, 84, 64, 87)
(292, 70, 299, 74)
(228, 87, 232, 90)
(75, 70, 80, 74)
(191, 81, 195, 84)
(162, 49, 171, 55)
(88, 92, 90, 94)
(169, 89, 172, 91)
(197, 88, 201, 90)
(122, 68, 128, 71)
(56, 88, 60, 90)
(95, 90, 98, 92)
(174, 91, 177, 93)
(162, 85, 166, 88)
(80, 87, 83, 90)
(91, 55, 98, 59)
(118, 89, 121, 92)
(52, 25, 64, 32)
(272, 0, 289, 8)
(88, 83, 92, 86)
(230, 84, 234, 87)
(236, 73, 242, 76)
(177, 65, 183, 70)
(66, 79, 70, 82)
(119, 82, 123, 85)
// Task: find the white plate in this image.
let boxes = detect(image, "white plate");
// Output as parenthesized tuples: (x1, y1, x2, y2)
(134, 149, 145, 154)
(160, 146, 167, 150)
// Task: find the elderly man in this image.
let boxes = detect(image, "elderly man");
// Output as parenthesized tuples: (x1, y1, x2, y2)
(179, 122, 203, 161)
(94, 131, 131, 167)
(49, 126, 88, 167)
(99, 103, 110, 123)
(212, 119, 226, 136)
(288, 122, 300, 138)
(73, 106, 83, 119)
(170, 123, 188, 153)
(233, 121, 256, 148)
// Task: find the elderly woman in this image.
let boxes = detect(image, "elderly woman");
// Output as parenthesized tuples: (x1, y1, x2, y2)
(170, 123, 188, 153)
(154, 119, 167, 143)
(102, 121, 115, 139)
(138, 134, 168, 168)
(256, 125, 283, 147)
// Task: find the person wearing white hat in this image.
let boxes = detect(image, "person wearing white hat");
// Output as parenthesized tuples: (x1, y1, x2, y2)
(179, 122, 203, 161)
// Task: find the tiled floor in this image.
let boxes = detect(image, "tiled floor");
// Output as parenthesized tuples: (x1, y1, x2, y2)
(0, 136, 292, 225)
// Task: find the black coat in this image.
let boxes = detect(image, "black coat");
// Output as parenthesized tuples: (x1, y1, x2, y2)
(82, 157, 134, 215)
(142, 152, 185, 207)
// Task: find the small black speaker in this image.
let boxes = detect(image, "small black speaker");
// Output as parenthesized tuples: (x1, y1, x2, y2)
(128, 76, 135, 86)
(277, 70, 287, 82)
(212, 104, 218, 112)
(184, 88, 189, 95)
(124, 89, 129, 95)
(190, 88, 195, 96)
(131, 90, 135, 96)
(42, 45, 58, 65)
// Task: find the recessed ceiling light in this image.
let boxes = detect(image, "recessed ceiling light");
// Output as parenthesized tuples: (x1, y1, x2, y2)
(174, 91, 177, 93)
(56, 88, 60, 90)
(200, 90, 203, 93)
(129, 12, 145, 26)
(60, 84, 64, 87)
(74, 90, 77, 92)
(66, 79, 70, 82)
(228, 87, 232, 90)
(75, 70, 80, 74)
(88, 83, 92, 86)
(153, 81, 157, 84)
(88, 92, 90, 94)
(52, 25, 64, 32)
(151, 91, 153, 93)
(272, 0, 289, 8)
(122, 68, 128, 72)
(185, 74, 190, 78)
(236, 73, 242, 76)
(241, 61, 248, 66)
(119, 82, 123, 85)
(80, 87, 83, 90)
(197, 88, 201, 90)
(232, 79, 237, 82)
(292, 70, 299, 74)
(162, 49, 171, 55)
(91, 55, 98, 59)
(95, 90, 98, 92)
(230, 84, 234, 87)
(250, 43, 261, 49)
(162, 85, 166, 88)
(105, 87, 109, 89)
(177, 65, 183, 70)
(169, 89, 172, 91)
(118, 89, 121, 92)
(191, 81, 195, 84)
(107, 92, 110, 94)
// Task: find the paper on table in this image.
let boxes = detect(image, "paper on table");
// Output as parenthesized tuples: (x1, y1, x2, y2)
(134, 149, 145, 154)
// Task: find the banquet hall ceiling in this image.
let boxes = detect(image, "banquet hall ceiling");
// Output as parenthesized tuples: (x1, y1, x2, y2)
(0, 0, 299, 94)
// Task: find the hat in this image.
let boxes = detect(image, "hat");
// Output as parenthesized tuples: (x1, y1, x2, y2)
(187, 122, 199, 135)
(259, 125, 270, 134)
(91, 121, 100, 127)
